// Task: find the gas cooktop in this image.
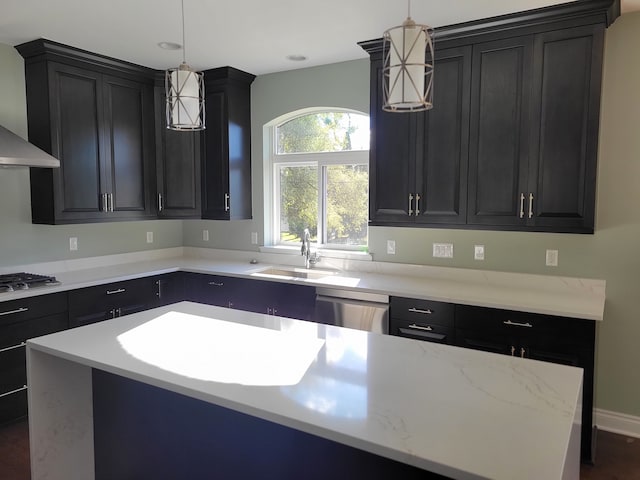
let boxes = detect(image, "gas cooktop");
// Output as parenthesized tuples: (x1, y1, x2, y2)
(0, 272, 60, 293)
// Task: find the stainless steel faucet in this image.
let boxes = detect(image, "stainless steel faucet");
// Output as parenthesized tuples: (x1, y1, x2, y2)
(301, 228, 319, 269)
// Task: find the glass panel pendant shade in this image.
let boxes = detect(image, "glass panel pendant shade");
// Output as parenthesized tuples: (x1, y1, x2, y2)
(166, 62, 205, 130)
(382, 16, 434, 112)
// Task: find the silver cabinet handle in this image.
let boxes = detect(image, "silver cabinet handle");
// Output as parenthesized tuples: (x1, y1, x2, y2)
(0, 342, 26, 354)
(511, 345, 516, 356)
(521, 347, 526, 358)
(0, 385, 27, 399)
(408, 307, 432, 315)
(109, 193, 114, 212)
(519, 193, 525, 218)
(156, 280, 162, 298)
(158, 193, 163, 212)
(408, 323, 433, 331)
(0, 307, 28, 316)
(224, 193, 230, 212)
(101, 193, 108, 212)
(528, 193, 534, 219)
(503, 320, 533, 328)
(208, 282, 224, 286)
(106, 288, 126, 295)
(415, 193, 421, 216)
(408, 193, 414, 216)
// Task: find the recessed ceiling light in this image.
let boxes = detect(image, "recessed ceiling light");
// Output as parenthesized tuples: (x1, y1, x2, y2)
(286, 54, 307, 62)
(158, 42, 182, 50)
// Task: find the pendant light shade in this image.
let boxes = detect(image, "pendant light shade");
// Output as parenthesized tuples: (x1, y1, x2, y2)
(382, 1, 434, 113)
(165, 0, 205, 130)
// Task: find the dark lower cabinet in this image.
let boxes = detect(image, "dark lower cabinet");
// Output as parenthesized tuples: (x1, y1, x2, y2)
(455, 304, 596, 462)
(152, 272, 186, 307)
(185, 273, 316, 321)
(0, 293, 68, 425)
(68, 277, 159, 328)
(389, 297, 455, 344)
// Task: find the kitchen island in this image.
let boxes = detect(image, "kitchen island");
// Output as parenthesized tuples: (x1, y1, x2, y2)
(27, 301, 582, 480)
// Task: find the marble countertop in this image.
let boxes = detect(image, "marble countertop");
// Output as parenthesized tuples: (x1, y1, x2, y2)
(0, 247, 606, 320)
(27, 301, 583, 480)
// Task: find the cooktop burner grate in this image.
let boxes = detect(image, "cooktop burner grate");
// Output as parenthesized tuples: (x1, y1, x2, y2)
(0, 272, 59, 293)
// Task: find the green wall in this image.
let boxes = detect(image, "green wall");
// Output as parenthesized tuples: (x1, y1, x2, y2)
(186, 13, 640, 418)
(0, 44, 183, 266)
(1, 12, 640, 419)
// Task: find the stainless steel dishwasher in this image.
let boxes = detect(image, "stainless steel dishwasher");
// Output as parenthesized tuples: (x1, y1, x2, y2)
(314, 288, 389, 334)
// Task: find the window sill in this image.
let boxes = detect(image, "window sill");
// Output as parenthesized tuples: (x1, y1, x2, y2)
(258, 245, 372, 261)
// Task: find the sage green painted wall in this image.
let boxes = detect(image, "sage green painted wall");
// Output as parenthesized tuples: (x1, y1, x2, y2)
(184, 13, 640, 418)
(0, 44, 183, 266)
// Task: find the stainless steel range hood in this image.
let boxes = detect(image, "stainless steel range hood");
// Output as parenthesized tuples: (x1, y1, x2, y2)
(0, 125, 60, 168)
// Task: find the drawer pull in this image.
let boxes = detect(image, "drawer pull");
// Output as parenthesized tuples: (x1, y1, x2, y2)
(0, 342, 26, 354)
(0, 307, 28, 316)
(408, 323, 433, 331)
(0, 385, 27, 399)
(208, 282, 224, 286)
(106, 288, 126, 295)
(408, 307, 432, 315)
(503, 320, 533, 328)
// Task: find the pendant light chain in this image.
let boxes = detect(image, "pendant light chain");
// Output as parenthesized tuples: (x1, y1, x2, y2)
(181, 0, 186, 64)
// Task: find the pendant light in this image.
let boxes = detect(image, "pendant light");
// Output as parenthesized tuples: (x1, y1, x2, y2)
(165, 0, 205, 130)
(382, 0, 434, 112)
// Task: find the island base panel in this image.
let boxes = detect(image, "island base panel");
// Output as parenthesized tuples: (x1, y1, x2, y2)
(92, 369, 447, 480)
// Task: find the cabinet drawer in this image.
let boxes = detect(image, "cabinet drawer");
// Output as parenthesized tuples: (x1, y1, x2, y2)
(0, 386, 27, 425)
(0, 344, 26, 393)
(390, 297, 455, 327)
(391, 317, 454, 344)
(0, 312, 68, 350)
(455, 305, 588, 339)
(0, 292, 67, 327)
(69, 277, 157, 315)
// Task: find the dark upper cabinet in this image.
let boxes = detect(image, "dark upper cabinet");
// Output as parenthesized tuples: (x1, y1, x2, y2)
(365, 45, 471, 226)
(17, 39, 156, 224)
(360, 0, 614, 233)
(467, 36, 534, 227)
(201, 67, 255, 220)
(527, 25, 604, 232)
(154, 80, 202, 218)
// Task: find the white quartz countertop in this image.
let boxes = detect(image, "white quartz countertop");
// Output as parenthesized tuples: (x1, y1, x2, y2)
(27, 301, 583, 480)
(0, 247, 606, 320)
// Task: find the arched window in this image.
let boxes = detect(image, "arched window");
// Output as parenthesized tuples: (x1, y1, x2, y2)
(266, 109, 369, 250)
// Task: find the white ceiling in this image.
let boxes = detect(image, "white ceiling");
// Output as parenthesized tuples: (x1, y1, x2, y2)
(1, 0, 637, 76)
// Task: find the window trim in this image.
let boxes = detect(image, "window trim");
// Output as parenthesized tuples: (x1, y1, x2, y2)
(263, 108, 370, 251)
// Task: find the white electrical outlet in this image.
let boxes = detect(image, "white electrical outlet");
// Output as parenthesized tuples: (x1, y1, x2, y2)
(387, 240, 396, 255)
(146, 231, 153, 244)
(202, 230, 209, 241)
(474, 245, 485, 261)
(69, 237, 78, 251)
(433, 243, 454, 258)
(546, 249, 559, 267)
(251, 232, 258, 245)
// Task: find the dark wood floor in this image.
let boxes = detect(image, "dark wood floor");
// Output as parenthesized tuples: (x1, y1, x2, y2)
(0, 419, 638, 479)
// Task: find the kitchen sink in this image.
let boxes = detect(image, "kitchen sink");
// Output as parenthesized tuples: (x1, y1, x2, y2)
(255, 267, 338, 280)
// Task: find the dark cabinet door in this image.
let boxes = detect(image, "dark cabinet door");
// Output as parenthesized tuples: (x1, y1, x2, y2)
(32, 62, 106, 223)
(154, 85, 202, 218)
(202, 68, 255, 221)
(467, 36, 534, 227)
(102, 75, 156, 220)
(415, 46, 471, 225)
(368, 55, 415, 224)
(527, 25, 604, 233)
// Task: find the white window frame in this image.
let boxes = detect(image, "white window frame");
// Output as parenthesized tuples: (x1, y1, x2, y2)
(263, 108, 369, 252)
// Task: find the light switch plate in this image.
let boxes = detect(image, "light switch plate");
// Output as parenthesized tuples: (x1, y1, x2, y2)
(474, 245, 485, 261)
(69, 237, 78, 251)
(546, 249, 559, 267)
(146, 231, 153, 244)
(433, 243, 454, 258)
(203, 230, 209, 241)
(387, 240, 396, 255)
(251, 232, 258, 245)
